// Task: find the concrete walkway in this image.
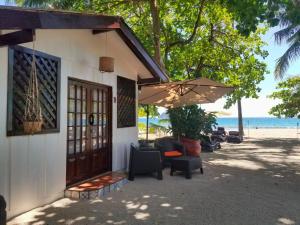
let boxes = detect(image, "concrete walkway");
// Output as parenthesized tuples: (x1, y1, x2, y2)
(9, 137, 300, 225)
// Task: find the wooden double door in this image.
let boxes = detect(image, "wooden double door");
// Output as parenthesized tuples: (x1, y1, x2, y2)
(66, 79, 112, 186)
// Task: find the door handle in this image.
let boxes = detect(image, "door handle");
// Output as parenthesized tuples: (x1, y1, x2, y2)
(89, 114, 94, 125)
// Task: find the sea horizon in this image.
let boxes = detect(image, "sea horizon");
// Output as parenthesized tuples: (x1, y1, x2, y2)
(139, 117, 300, 129)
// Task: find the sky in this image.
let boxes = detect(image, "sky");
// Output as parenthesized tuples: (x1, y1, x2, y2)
(200, 26, 300, 118)
(0, 2, 299, 117)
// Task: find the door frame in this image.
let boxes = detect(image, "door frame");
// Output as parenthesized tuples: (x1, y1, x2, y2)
(66, 77, 113, 186)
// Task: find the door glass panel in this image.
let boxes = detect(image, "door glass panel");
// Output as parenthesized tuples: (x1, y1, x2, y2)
(68, 100, 75, 112)
(93, 102, 98, 113)
(103, 91, 107, 102)
(69, 85, 75, 98)
(92, 138, 97, 150)
(76, 87, 81, 99)
(82, 140, 86, 152)
(98, 117, 102, 126)
(103, 102, 106, 113)
(76, 114, 81, 126)
(82, 114, 87, 126)
(68, 141, 74, 154)
(68, 127, 74, 140)
(76, 140, 81, 153)
(82, 101, 86, 113)
(91, 126, 97, 137)
(68, 113, 75, 126)
(76, 127, 81, 139)
(99, 102, 102, 113)
(93, 113, 98, 125)
(99, 90, 102, 102)
(103, 114, 107, 126)
(98, 127, 102, 136)
(98, 139, 102, 148)
(76, 100, 81, 112)
(93, 90, 98, 101)
(82, 88, 86, 99)
(82, 126, 86, 138)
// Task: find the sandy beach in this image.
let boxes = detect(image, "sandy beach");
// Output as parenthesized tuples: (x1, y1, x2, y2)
(8, 129, 300, 225)
(139, 128, 300, 140)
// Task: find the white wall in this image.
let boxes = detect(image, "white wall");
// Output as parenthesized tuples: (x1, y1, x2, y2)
(0, 29, 144, 218)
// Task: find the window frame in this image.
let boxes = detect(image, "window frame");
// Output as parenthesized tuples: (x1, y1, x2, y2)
(117, 76, 136, 128)
(6, 45, 61, 136)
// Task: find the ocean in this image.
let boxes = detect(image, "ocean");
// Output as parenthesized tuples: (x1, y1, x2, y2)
(139, 117, 300, 129)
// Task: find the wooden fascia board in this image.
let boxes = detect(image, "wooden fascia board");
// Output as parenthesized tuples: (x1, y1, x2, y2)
(0, 7, 120, 29)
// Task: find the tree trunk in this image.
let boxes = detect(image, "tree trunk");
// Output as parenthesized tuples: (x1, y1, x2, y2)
(149, 0, 164, 67)
(146, 105, 149, 141)
(237, 98, 244, 136)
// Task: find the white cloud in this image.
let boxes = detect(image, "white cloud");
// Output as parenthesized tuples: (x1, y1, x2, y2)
(157, 96, 281, 118)
(201, 96, 281, 117)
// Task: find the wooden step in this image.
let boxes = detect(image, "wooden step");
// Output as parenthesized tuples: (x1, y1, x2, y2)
(64, 172, 128, 199)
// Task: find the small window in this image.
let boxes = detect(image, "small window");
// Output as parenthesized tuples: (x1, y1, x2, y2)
(7, 45, 61, 136)
(117, 76, 136, 128)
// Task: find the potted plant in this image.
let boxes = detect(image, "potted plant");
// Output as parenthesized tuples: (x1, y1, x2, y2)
(168, 105, 217, 156)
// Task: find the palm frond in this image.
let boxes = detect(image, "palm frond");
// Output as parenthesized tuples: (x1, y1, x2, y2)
(275, 39, 300, 79)
(274, 25, 300, 44)
(286, 28, 300, 43)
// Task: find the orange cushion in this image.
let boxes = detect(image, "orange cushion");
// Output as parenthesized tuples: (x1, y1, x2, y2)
(164, 150, 182, 157)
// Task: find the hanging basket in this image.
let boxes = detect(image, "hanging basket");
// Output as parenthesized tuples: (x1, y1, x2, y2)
(23, 46, 43, 135)
(23, 121, 43, 134)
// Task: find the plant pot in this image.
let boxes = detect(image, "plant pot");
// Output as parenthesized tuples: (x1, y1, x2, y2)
(180, 136, 201, 157)
(23, 121, 43, 134)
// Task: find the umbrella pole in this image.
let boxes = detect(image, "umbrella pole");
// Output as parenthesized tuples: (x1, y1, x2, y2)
(146, 105, 149, 141)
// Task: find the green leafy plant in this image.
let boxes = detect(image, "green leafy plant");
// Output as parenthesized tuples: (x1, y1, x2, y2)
(138, 122, 146, 132)
(269, 76, 300, 118)
(168, 105, 217, 140)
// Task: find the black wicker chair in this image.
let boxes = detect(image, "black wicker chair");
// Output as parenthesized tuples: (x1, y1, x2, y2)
(154, 137, 186, 168)
(0, 195, 6, 225)
(128, 144, 163, 181)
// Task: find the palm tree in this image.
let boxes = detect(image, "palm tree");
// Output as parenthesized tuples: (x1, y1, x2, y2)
(274, 0, 300, 79)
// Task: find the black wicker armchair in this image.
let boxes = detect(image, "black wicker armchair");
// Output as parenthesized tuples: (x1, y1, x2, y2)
(0, 195, 6, 225)
(154, 137, 186, 168)
(128, 144, 163, 181)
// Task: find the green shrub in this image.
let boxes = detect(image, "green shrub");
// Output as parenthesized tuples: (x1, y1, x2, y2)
(168, 105, 217, 140)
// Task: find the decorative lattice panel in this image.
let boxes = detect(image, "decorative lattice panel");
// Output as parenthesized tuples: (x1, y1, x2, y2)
(117, 76, 136, 128)
(7, 45, 61, 136)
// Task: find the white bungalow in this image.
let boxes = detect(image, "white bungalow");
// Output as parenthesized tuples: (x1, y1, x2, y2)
(0, 6, 168, 219)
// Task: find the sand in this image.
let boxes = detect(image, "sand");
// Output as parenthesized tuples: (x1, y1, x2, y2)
(139, 128, 300, 140)
(8, 129, 300, 225)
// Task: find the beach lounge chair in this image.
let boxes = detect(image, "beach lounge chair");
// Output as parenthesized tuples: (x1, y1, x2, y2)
(201, 136, 221, 152)
(211, 130, 227, 142)
(217, 127, 227, 135)
(227, 131, 243, 143)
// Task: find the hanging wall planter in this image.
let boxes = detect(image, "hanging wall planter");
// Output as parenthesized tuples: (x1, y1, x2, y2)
(99, 56, 114, 72)
(23, 43, 43, 134)
(99, 33, 114, 73)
